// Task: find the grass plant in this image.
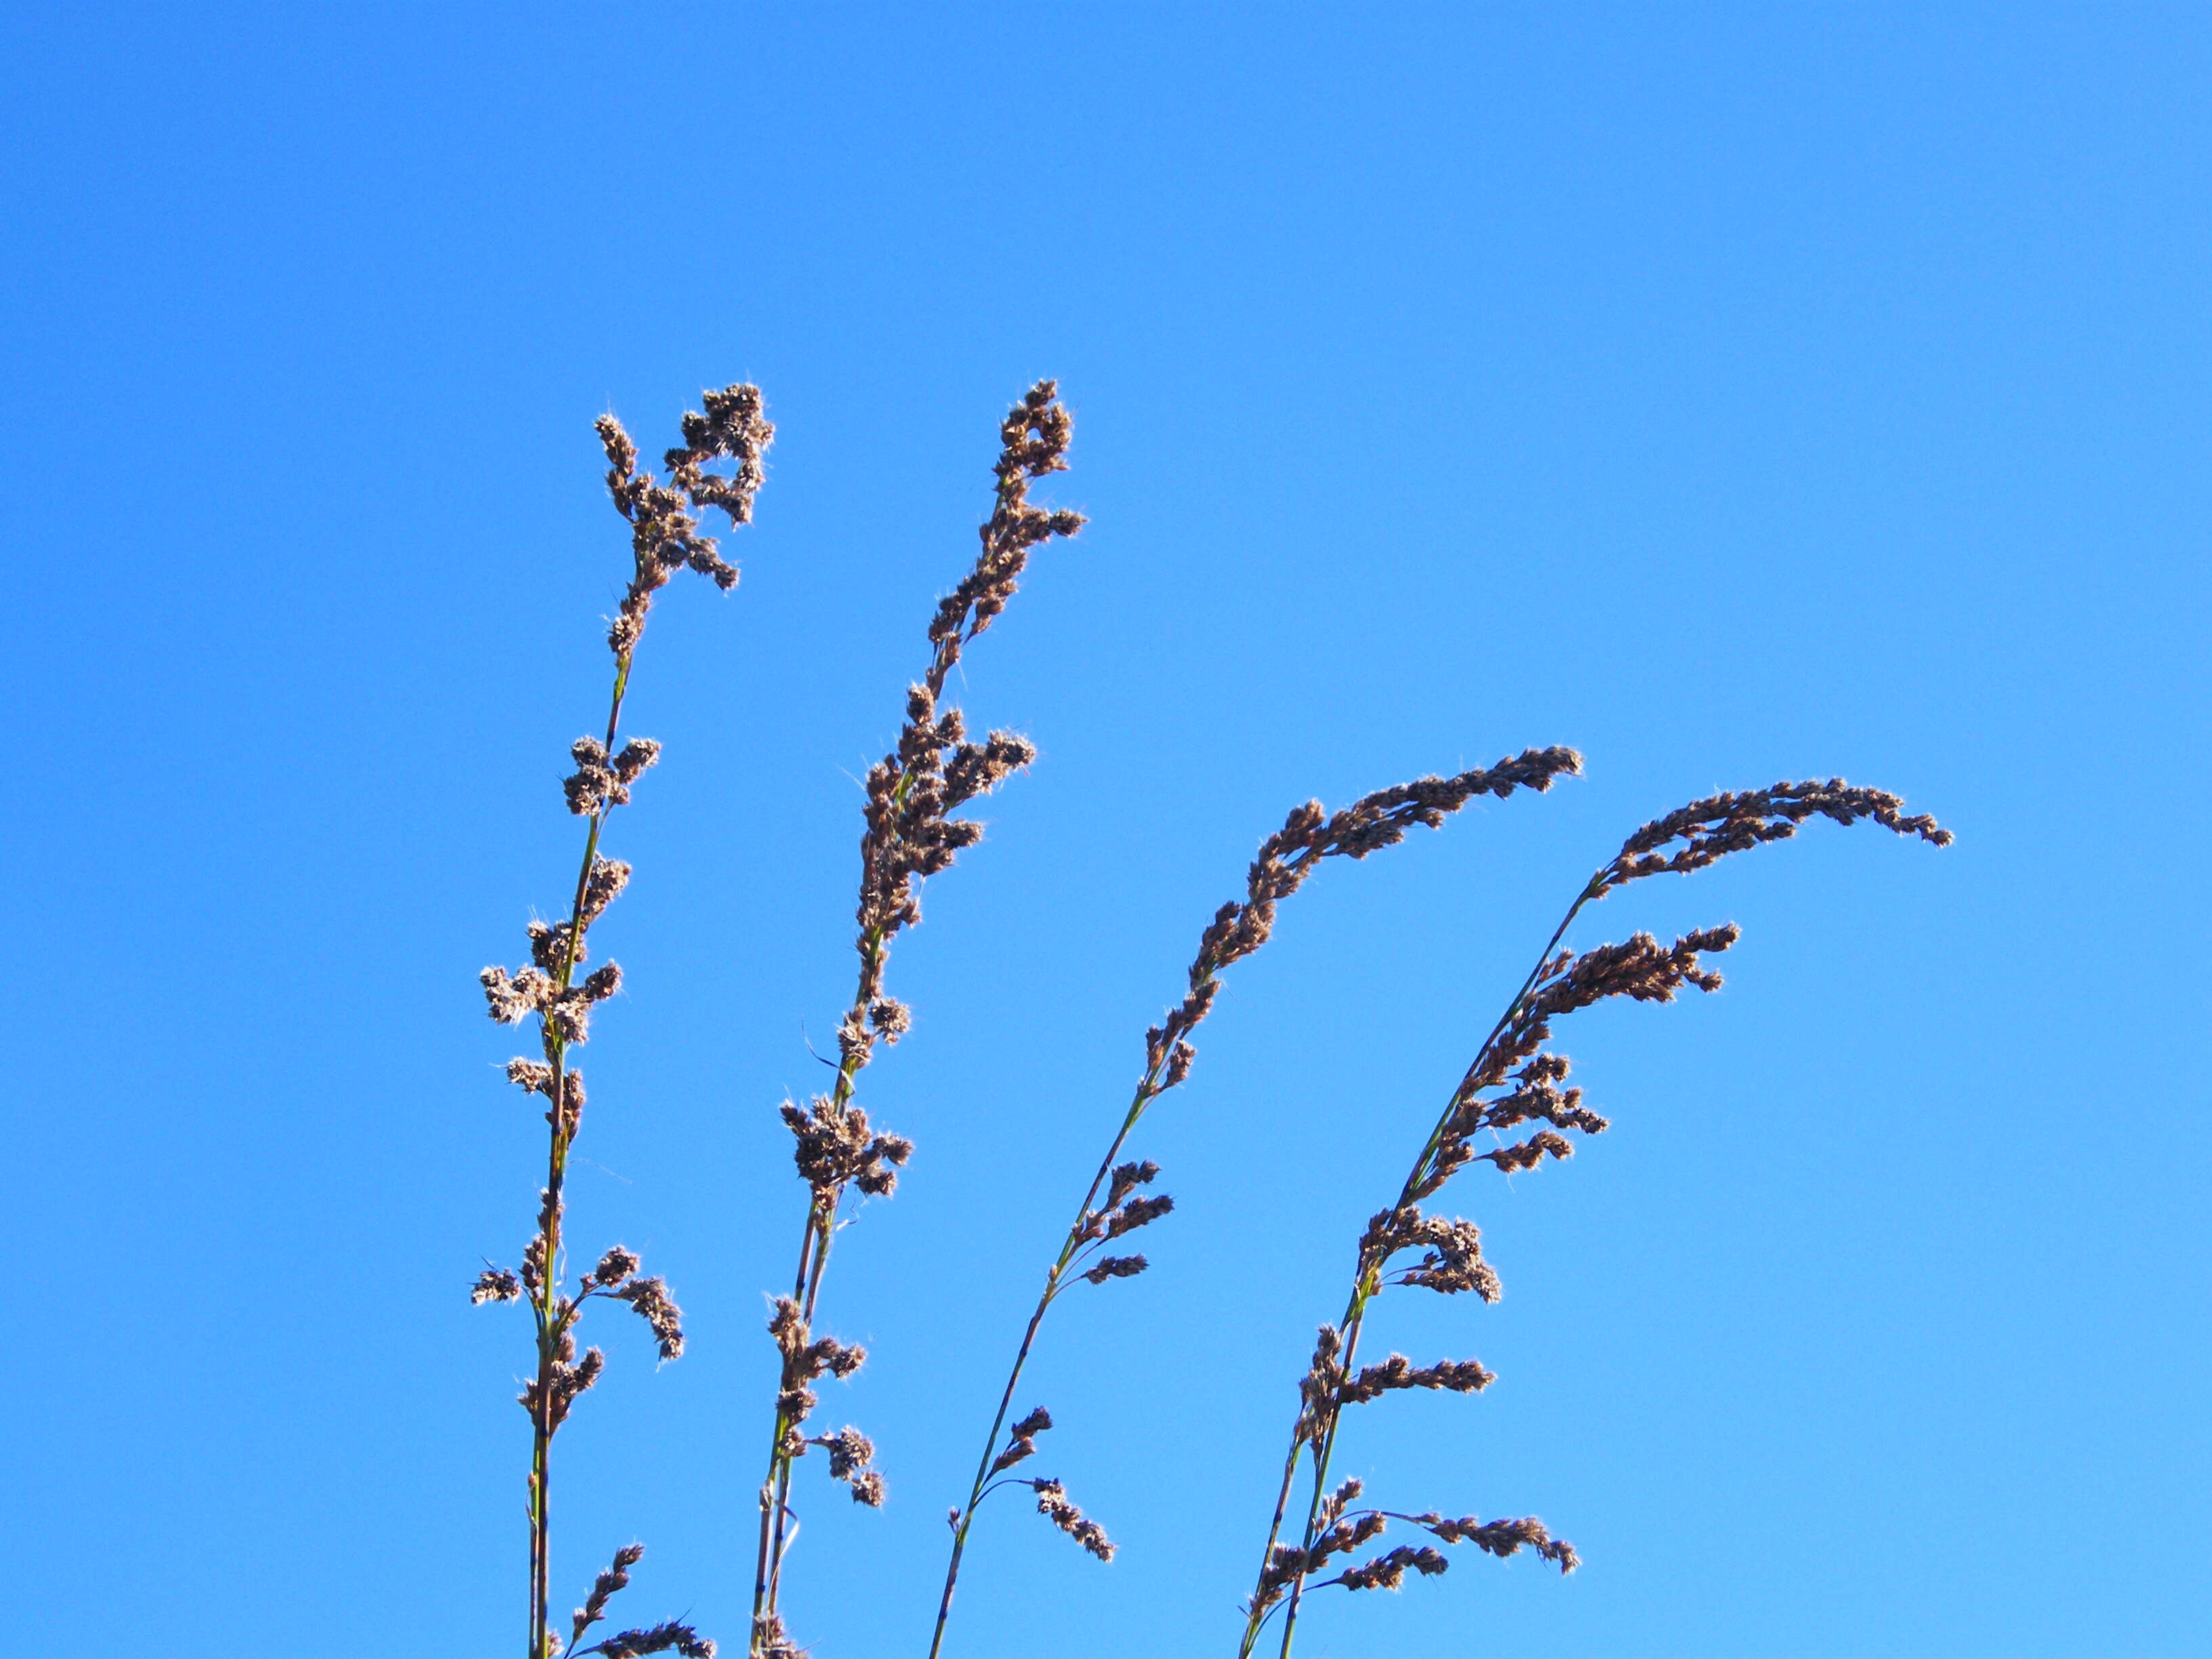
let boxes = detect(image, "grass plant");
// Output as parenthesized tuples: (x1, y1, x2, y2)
(467, 376, 1948, 1659)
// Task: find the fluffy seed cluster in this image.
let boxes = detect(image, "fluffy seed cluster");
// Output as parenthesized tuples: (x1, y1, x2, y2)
(480, 955, 621, 1050)
(988, 1406, 1054, 1476)
(1332, 1544, 1450, 1591)
(571, 1542, 647, 1651)
(1371, 924, 1744, 1283)
(566, 737, 662, 817)
(1071, 1159, 1173, 1288)
(520, 1328, 605, 1433)
(1361, 1208, 1502, 1300)
(1410, 1052, 1611, 1195)
(610, 1274, 685, 1364)
(596, 382, 773, 657)
(1336, 1351, 1497, 1406)
(1031, 1479, 1116, 1561)
(768, 1296, 867, 1429)
(798, 1425, 886, 1507)
(1294, 1328, 1491, 1450)
(1414, 1511, 1579, 1572)
(482, 848, 640, 1080)
(780, 1094, 914, 1206)
(1466, 926, 1741, 1108)
(501, 1242, 686, 1431)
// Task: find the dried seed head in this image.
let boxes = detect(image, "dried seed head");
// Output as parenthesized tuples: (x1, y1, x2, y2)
(580, 1619, 716, 1658)
(1606, 777, 1950, 892)
(612, 738, 661, 783)
(808, 1425, 884, 1505)
(1030, 1478, 1115, 1561)
(1332, 1544, 1451, 1592)
(571, 1541, 648, 1647)
(520, 1343, 605, 1432)
(528, 918, 579, 972)
(1478, 1130, 1577, 1173)
(580, 857, 632, 924)
(749, 1610, 798, 1659)
(836, 1005, 875, 1068)
(613, 1275, 685, 1362)
(842, 383, 1084, 1056)
(1082, 1254, 1148, 1285)
(1416, 1512, 1578, 1572)
(519, 1233, 548, 1296)
(1140, 747, 1583, 1113)
(781, 1094, 912, 1202)
(1103, 1193, 1174, 1240)
(989, 1405, 1052, 1474)
(507, 1057, 554, 1095)
(590, 1246, 640, 1290)
(1456, 925, 1740, 1110)
(480, 965, 546, 1025)
(1252, 1504, 1391, 1612)
(1103, 1160, 1160, 1210)
(566, 737, 621, 815)
(1338, 1351, 1496, 1404)
(600, 388, 772, 654)
(818, 1425, 874, 1479)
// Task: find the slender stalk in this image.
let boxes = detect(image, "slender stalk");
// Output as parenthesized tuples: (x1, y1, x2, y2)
(926, 1069, 1164, 1659)
(478, 386, 771, 1659)
(522, 659, 636, 1657)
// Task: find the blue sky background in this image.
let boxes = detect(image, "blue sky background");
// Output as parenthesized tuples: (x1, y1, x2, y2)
(2, 5, 2206, 1656)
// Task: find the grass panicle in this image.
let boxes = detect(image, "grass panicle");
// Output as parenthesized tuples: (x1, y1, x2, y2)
(474, 384, 771, 1659)
(748, 382, 1084, 1659)
(1237, 781, 1950, 1658)
(926, 747, 1586, 1658)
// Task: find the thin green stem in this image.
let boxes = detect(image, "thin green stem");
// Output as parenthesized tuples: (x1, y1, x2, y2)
(926, 1037, 1181, 1659)
(525, 655, 633, 1659)
(751, 927, 882, 1654)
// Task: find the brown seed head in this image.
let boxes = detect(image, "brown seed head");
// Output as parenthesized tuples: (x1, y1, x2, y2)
(1031, 1477, 1116, 1562)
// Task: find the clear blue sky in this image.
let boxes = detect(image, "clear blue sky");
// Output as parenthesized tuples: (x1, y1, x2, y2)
(2, 6, 2205, 1656)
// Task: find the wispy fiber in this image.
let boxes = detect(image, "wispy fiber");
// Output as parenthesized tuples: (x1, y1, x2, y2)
(926, 747, 1584, 1658)
(475, 385, 770, 1659)
(749, 382, 1084, 1659)
(1239, 780, 1949, 1658)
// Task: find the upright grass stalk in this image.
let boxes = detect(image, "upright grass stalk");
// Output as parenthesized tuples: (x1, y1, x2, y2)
(926, 747, 1585, 1658)
(748, 382, 1085, 1659)
(1237, 780, 1951, 1659)
(474, 386, 773, 1659)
